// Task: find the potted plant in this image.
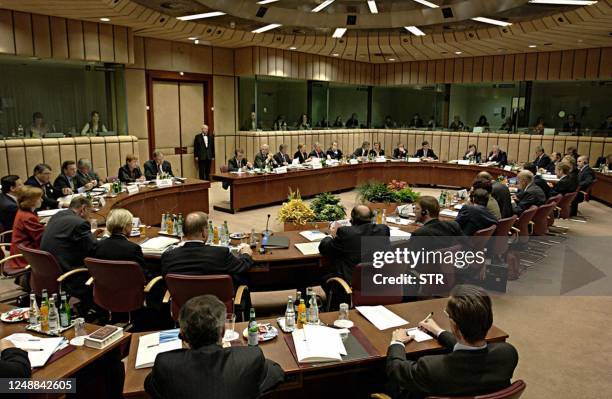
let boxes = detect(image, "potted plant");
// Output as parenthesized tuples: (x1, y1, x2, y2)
(278, 189, 317, 231)
(356, 181, 399, 214)
(310, 192, 346, 222)
(393, 187, 420, 204)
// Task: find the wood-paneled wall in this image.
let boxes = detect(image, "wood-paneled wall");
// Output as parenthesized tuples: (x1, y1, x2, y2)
(0, 9, 133, 63)
(235, 47, 374, 85)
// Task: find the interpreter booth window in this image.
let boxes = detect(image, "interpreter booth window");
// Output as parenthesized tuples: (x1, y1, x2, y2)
(448, 82, 522, 133)
(327, 83, 370, 129)
(529, 81, 611, 137)
(0, 57, 127, 139)
(372, 85, 445, 129)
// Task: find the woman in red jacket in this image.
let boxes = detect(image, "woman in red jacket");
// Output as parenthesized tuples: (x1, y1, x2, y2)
(10, 186, 45, 270)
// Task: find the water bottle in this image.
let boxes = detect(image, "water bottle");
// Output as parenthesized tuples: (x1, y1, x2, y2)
(48, 294, 60, 333)
(28, 293, 39, 326)
(160, 213, 167, 232)
(247, 308, 259, 346)
(222, 221, 229, 245)
(206, 220, 214, 244)
(308, 293, 319, 324)
(285, 296, 295, 332)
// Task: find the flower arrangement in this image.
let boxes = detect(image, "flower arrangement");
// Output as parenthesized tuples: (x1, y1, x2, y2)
(277, 188, 316, 225)
(310, 192, 346, 222)
(358, 180, 420, 204)
(387, 179, 408, 191)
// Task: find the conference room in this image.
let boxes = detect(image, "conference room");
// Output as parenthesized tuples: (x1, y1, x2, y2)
(0, 1, 611, 398)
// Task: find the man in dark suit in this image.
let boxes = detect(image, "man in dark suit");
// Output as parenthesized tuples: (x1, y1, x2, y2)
(407, 196, 464, 252)
(25, 163, 61, 210)
(54, 160, 94, 196)
(532, 146, 551, 171)
(145, 295, 284, 399)
(254, 144, 278, 170)
(161, 212, 253, 286)
(550, 162, 578, 197)
(386, 285, 518, 398)
(562, 114, 581, 134)
(193, 124, 214, 180)
(0, 175, 22, 234)
(308, 142, 325, 159)
(319, 205, 390, 282)
(546, 152, 562, 174)
(392, 143, 408, 159)
(512, 171, 546, 215)
(353, 141, 371, 158)
(228, 149, 252, 172)
(144, 151, 174, 180)
(326, 141, 343, 160)
(487, 145, 508, 166)
(455, 189, 498, 236)
(572, 156, 597, 216)
(75, 159, 101, 189)
(523, 162, 551, 199)
(414, 141, 438, 160)
(273, 144, 292, 166)
(0, 338, 31, 378)
(478, 171, 513, 218)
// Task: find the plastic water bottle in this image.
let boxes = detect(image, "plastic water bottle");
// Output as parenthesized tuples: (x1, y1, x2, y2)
(222, 221, 230, 245)
(160, 213, 167, 232)
(285, 296, 295, 332)
(48, 294, 60, 333)
(206, 221, 213, 244)
(308, 293, 319, 324)
(247, 308, 259, 346)
(28, 293, 39, 326)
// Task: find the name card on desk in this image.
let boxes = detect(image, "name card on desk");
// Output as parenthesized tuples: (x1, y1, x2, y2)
(274, 166, 288, 174)
(126, 185, 140, 195)
(312, 163, 323, 169)
(503, 165, 512, 171)
(375, 156, 386, 163)
(349, 159, 359, 165)
(457, 160, 470, 165)
(156, 179, 173, 188)
(408, 157, 421, 163)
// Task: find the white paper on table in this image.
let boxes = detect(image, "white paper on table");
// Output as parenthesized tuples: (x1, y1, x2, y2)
(407, 157, 421, 163)
(386, 217, 413, 226)
(389, 228, 411, 242)
(356, 305, 409, 331)
(135, 329, 182, 369)
(295, 242, 321, 256)
(406, 327, 434, 342)
(453, 204, 464, 210)
(37, 209, 64, 217)
(291, 325, 345, 363)
(5, 334, 64, 368)
(299, 230, 328, 242)
(439, 209, 459, 218)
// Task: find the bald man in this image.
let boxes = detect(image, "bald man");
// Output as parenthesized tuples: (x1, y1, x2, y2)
(194, 124, 215, 180)
(319, 205, 390, 282)
(512, 170, 546, 215)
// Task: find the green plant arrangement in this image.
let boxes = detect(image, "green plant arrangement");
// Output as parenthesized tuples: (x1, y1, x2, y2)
(356, 181, 397, 204)
(277, 188, 316, 225)
(310, 192, 346, 222)
(393, 187, 421, 203)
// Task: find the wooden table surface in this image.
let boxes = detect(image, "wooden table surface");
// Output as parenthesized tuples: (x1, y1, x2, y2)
(592, 172, 612, 205)
(0, 304, 131, 380)
(123, 298, 508, 398)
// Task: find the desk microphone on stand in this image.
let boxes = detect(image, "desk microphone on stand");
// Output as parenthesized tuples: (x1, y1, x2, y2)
(262, 214, 272, 236)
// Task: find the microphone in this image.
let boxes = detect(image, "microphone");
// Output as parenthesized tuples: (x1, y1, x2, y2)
(263, 214, 272, 236)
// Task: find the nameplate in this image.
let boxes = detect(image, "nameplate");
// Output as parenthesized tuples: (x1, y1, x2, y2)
(126, 185, 139, 195)
(375, 157, 386, 163)
(156, 179, 173, 188)
(312, 163, 323, 169)
(408, 157, 421, 163)
(503, 165, 512, 171)
(349, 159, 359, 165)
(274, 166, 288, 174)
(457, 160, 470, 165)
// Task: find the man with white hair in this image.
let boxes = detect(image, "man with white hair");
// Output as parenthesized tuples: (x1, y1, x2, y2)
(512, 170, 546, 215)
(254, 144, 278, 169)
(194, 124, 214, 180)
(75, 158, 101, 188)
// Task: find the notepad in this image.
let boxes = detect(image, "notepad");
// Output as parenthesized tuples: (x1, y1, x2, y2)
(135, 329, 182, 369)
(299, 230, 328, 242)
(389, 228, 411, 241)
(140, 236, 180, 255)
(291, 325, 346, 363)
(295, 242, 321, 256)
(5, 333, 64, 368)
(439, 209, 459, 218)
(406, 327, 434, 342)
(356, 306, 409, 331)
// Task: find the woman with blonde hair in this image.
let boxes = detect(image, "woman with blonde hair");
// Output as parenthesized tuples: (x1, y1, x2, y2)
(118, 154, 145, 183)
(9, 186, 45, 270)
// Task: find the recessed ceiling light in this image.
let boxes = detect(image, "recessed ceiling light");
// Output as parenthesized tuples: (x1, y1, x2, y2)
(577, 39, 583, 43)
(412, 0, 439, 8)
(332, 28, 347, 38)
(176, 11, 226, 21)
(388, 58, 396, 61)
(367, 1, 379, 14)
(289, 46, 297, 50)
(188, 37, 198, 40)
(179, 72, 184, 76)
(528, 44, 537, 48)
(471, 17, 512, 27)
(257, 0, 279, 4)
(332, 53, 339, 57)
(312, 0, 335, 13)
(528, 0, 597, 5)
(100, 17, 110, 22)
(194, 39, 199, 44)
(405, 26, 426, 36)
(455, 51, 462, 55)
(252, 23, 282, 34)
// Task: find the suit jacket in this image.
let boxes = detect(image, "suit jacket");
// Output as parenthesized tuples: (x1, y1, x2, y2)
(408, 219, 465, 252)
(94, 234, 150, 279)
(144, 160, 174, 180)
(293, 151, 308, 164)
(414, 149, 438, 160)
(513, 183, 546, 215)
(488, 151, 508, 166)
(0, 348, 31, 378)
(40, 209, 97, 272)
(550, 175, 578, 197)
(578, 165, 596, 191)
(10, 209, 45, 268)
(393, 148, 408, 159)
(308, 149, 325, 159)
(254, 152, 277, 169)
(369, 149, 385, 157)
(25, 176, 59, 210)
(533, 175, 551, 199)
(492, 181, 513, 218)
(533, 154, 551, 170)
(386, 331, 518, 397)
(145, 344, 284, 399)
(486, 197, 501, 219)
(273, 152, 291, 165)
(53, 173, 81, 193)
(353, 147, 369, 157)
(75, 170, 101, 188)
(0, 193, 18, 232)
(118, 165, 143, 183)
(319, 223, 390, 282)
(228, 157, 248, 172)
(455, 205, 498, 236)
(326, 149, 343, 160)
(463, 151, 482, 163)
(546, 161, 558, 175)
(161, 241, 254, 286)
(194, 133, 215, 160)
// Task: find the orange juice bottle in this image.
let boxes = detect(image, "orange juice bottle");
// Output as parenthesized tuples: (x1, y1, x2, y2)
(213, 226, 220, 244)
(166, 215, 174, 235)
(296, 299, 306, 329)
(40, 289, 49, 332)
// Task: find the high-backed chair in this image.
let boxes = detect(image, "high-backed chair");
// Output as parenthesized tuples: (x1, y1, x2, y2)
(220, 165, 229, 173)
(557, 191, 578, 220)
(19, 244, 89, 296)
(0, 231, 31, 280)
(163, 274, 250, 322)
(488, 215, 518, 262)
(545, 194, 562, 206)
(84, 258, 164, 325)
(371, 380, 526, 399)
(512, 206, 537, 246)
(472, 225, 496, 251)
(531, 203, 556, 236)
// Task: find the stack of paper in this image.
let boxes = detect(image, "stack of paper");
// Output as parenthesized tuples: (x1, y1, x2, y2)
(140, 236, 180, 255)
(5, 333, 64, 368)
(37, 209, 64, 218)
(299, 230, 328, 242)
(389, 227, 411, 242)
(439, 209, 459, 218)
(356, 305, 409, 330)
(135, 329, 182, 369)
(386, 217, 413, 226)
(291, 325, 346, 363)
(406, 327, 434, 342)
(295, 242, 321, 256)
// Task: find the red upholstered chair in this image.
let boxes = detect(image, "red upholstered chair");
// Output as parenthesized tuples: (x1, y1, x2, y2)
(556, 191, 578, 220)
(472, 225, 496, 251)
(220, 165, 229, 173)
(0, 231, 31, 280)
(531, 203, 556, 236)
(512, 206, 537, 246)
(163, 274, 250, 322)
(84, 258, 163, 324)
(488, 215, 518, 261)
(371, 380, 526, 399)
(545, 194, 562, 206)
(19, 244, 89, 296)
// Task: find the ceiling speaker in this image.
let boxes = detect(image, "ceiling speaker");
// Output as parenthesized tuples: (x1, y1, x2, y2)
(441, 7, 453, 19)
(256, 7, 268, 18)
(347, 15, 357, 25)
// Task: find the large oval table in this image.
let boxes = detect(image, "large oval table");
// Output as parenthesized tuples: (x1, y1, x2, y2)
(212, 162, 516, 213)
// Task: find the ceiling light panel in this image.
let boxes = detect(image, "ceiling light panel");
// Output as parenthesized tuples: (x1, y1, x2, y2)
(177, 11, 226, 21)
(312, 0, 335, 13)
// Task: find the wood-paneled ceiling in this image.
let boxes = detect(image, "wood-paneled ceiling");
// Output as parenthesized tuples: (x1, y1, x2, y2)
(1, 0, 611, 63)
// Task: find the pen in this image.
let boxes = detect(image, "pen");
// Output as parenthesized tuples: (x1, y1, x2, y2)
(424, 312, 433, 322)
(24, 348, 44, 352)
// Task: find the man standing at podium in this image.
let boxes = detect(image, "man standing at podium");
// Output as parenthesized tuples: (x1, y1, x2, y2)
(194, 124, 214, 180)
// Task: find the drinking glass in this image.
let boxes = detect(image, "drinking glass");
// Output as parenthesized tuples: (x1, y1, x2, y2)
(89, 219, 98, 231)
(74, 318, 87, 337)
(339, 303, 349, 320)
(223, 313, 237, 341)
